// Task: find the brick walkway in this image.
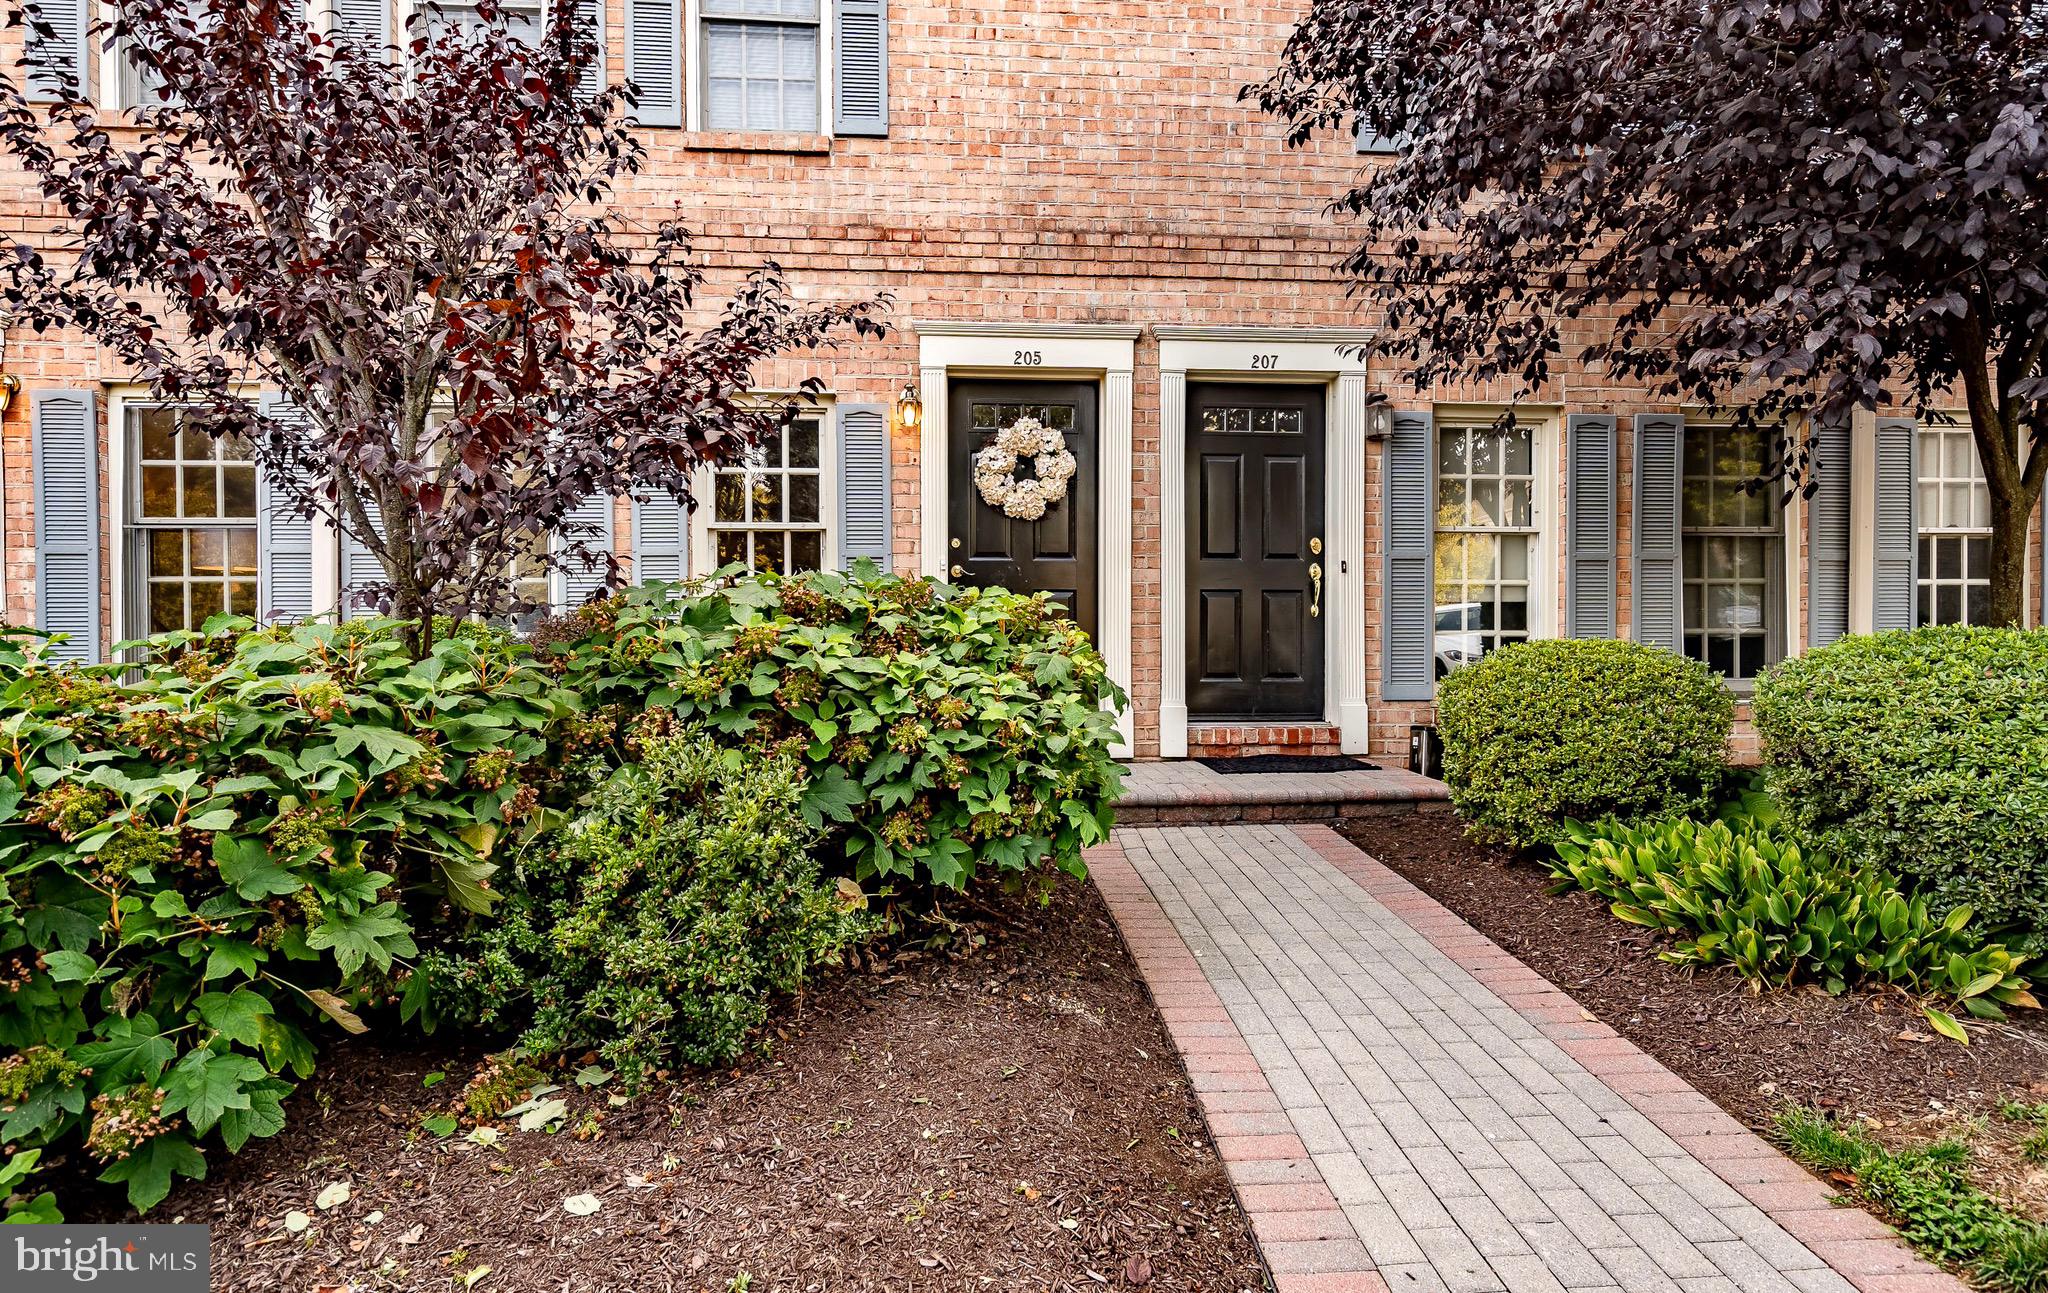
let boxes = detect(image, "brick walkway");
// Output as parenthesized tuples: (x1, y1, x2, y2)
(1093, 824, 1963, 1293)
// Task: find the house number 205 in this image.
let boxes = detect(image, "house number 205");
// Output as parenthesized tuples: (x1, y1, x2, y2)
(1013, 350, 1043, 366)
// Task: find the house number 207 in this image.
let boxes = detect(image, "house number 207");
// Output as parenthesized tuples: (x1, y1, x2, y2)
(1013, 350, 1043, 366)
(1251, 353, 1279, 370)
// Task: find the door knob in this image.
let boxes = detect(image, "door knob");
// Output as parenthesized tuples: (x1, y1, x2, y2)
(1310, 537, 1323, 556)
(1309, 562, 1323, 618)
(950, 564, 964, 578)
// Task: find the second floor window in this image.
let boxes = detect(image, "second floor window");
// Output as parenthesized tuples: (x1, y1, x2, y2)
(1916, 423, 1992, 626)
(702, 0, 820, 132)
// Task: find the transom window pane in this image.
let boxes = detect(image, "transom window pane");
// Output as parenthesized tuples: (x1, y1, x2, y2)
(1916, 423, 1992, 626)
(130, 407, 260, 633)
(1433, 425, 1536, 673)
(711, 419, 825, 575)
(1197, 405, 1304, 436)
(1681, 426, 1780, 681)
(703, 10, 820, 133)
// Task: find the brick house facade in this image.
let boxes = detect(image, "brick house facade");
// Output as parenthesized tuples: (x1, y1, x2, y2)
(3, 0, 2042, 765)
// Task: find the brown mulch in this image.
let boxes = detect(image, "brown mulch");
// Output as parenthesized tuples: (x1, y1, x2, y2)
(102, 882, 1264, 1292)
(1339, 811, 2048, 1221)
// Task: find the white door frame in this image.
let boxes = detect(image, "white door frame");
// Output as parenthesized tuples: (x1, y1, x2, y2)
(913, 321, 1140, 753)
(1157, 327, 1377, 757)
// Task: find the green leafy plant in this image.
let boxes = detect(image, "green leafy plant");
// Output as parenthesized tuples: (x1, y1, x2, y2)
(529, 564, 1126, 889)
(410, 730, 871, 1088)
(1551, 796, 2037, 1040)
(0, 619, 558, 1211)
(1755, 627, 2048, 956)
(0, 1149, 59, 1224)
(1434, 638, 1733, 849)
(1776, 1107, 2048, 1292)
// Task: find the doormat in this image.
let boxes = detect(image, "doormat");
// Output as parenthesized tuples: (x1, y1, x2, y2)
(1195, 754, 1381, 775)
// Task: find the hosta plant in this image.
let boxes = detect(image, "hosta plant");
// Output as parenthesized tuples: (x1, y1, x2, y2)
(529, 563, 1127, 889)
(1551, 795, 2038, 1042)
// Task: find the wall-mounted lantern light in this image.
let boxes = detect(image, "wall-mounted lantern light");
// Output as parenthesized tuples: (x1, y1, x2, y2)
(0, 374, 19, 419)
(894, 383, 923, 432)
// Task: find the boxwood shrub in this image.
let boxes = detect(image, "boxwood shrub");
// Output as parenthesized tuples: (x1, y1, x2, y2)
(1435, 639, 1733, 848)
(1753, 627, 2048, 954)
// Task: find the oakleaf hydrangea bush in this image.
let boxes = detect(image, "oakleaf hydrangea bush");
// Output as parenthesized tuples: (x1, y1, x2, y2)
(408, 730, 871, 1088)
(530, 562, 1127, 889)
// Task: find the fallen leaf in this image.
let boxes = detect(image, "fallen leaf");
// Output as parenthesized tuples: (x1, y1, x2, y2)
(422, 1072, 446, 1088)
(364, 1210, 383, 1226)
(1060, 1218, 1079, 1231)
(1125, 1254, 1153, 1286)
(459, 1264, 491, 1289)
(466, 1127, 502, 1147)
(394, 1224, 425, 1246)
(573, 1065, 613, 1088)
(282, 1211, 312, 1234)
(315, 1181, 351, 1211)
(562, 1193, 602, 1217)
(421, 1114, 458, 1138)
(517, 1098, 570, 1133)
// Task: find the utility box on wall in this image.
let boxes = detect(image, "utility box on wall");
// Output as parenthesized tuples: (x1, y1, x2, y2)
(1409, 724, 1445, 780)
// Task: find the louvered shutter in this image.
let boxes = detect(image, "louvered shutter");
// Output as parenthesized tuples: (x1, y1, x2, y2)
(572, 0, 606, 100)
(837, 403, 890, 570)
(256, 395, 319, 624)
(331, 0, 389, 48)
(1355, 42, 1399, 153)
(625, 0, 680, 126)
(1381, 410, 1434, 701)
(32, 390, 101, 662)
(1629, 414, 1683, 651)
(833, 0, 887, 137)
(1564, 414, 1617, 640)
(1806, 422, 1853, 649)
(558, 493, 616, 609)
(1872, 417, 1917, 631)
(339, 497, 387, 619)
(24, 0, 90, 101)
(631, 490, 686, 584)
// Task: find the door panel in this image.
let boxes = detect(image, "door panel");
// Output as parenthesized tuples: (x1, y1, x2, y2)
(1186, 382, 1327, 719)
(948, 380, 1099, 639)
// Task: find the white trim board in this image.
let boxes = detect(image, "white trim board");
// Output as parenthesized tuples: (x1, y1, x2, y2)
(1158, 329, 1374, 757)
(915, 324, 1135, 754)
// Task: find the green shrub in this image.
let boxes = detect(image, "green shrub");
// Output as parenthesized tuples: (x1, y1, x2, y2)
(1434, 639, 1733, 848)
(0, 620, 556, 1211)
(1553, 797, 2038, 1035)
(1776, 1107, 2048, 1292)
(1754, 627, 2048, 954)
(411, 730, 868, 1087)
(531, 563, 1126, 889)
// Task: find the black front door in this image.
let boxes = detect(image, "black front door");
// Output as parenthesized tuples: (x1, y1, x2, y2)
(1187, 382, 1327, 720)
(948, 380, 1099, 637)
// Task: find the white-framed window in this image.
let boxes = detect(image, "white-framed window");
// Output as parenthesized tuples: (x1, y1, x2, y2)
(434, 0, 544, 41)
(698, 0, 822, 132)
(1681, 424, 1783, 681)
(1433, 422, 1538, 675)
(704, 414, 830, 573)
(1916, 422, 1993, 627)
(126, 406, 262, 633)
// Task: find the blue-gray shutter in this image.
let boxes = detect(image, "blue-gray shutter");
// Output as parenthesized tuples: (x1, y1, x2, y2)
(573, 0, 606, 100)
(625, 0, 680, 126)
(1872, 416, 1917, 631)
(1355, 121, 1399, 154)
(32, 389, 100, 662)
(24, 0, 90, 101)
(631, 490, 686, 584)
(837, 402, 890, 570)
(833, 0, 887, 137)
(331, 0, 389, 49)
(1628, 415, 1683, 652)
(1565, 414, 1618, 640)
(558, 493, 616, 609)
(1806, 422, 1853, 649)
(256, 395, 319, 624)
(1381, 409, 1434, 701)
(339, 497, 386, 619)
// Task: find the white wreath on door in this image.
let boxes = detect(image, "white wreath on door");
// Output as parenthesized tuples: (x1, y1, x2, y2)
(972, 416, 1078, 521)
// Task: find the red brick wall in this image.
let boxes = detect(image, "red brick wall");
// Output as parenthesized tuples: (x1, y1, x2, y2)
(1, 3, 2042, 767)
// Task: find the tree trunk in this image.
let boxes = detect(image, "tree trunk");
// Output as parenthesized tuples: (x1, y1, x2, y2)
(1985, 491, 2033, 628)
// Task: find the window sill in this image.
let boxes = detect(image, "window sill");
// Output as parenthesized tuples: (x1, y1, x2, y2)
(683, 131, 833, 156)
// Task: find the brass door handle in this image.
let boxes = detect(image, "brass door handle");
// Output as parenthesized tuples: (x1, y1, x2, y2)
(1309, 562, 1323, 618)
(950, 564, 964, 578)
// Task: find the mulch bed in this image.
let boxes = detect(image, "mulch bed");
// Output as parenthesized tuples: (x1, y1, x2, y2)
(1339, 811, 2048, 1222)
(76, 882, 1263, 1292)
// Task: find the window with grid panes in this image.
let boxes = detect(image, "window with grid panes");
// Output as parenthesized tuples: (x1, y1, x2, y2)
(1432, 424, 1535, 672)
(1916, 422, 1993, 626)
(712, 418, 825, 573)
(436, 0, 544, 43)
(702, 0, 820, 132)
(1681, 425, 1781, 680)
(129, 407, 261, 632)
